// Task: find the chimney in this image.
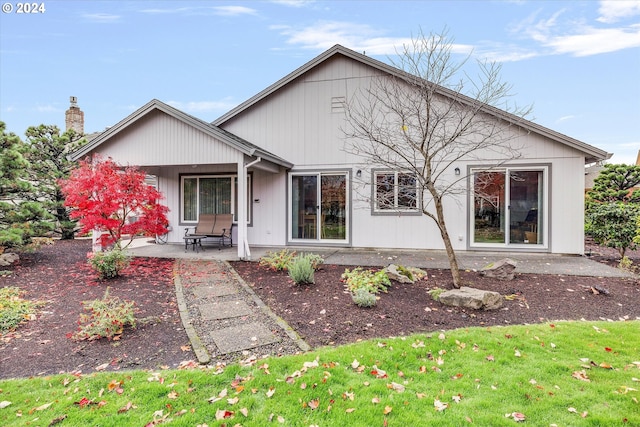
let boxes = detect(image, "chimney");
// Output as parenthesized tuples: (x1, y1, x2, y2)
(65, 96, 84, 134)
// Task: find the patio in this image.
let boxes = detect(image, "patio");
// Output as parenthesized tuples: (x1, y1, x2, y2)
(124, 237, 633, 277)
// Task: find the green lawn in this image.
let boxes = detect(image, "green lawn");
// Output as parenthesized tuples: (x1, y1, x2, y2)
(1, 320, 638, 426)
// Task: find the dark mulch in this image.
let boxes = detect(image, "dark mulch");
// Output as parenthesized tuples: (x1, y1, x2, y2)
(0, 240, 195, 380)
(231, 253, 640, 348)
(1, 238, 639, 379)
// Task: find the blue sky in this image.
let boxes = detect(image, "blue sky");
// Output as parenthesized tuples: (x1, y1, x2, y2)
(1, 0, 639, 164)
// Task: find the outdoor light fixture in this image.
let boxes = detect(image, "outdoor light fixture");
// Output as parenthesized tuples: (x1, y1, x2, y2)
(356, 169, 362, 178)
(454, 167, 460, 175)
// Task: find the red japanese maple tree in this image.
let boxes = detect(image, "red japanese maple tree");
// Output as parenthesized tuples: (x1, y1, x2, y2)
(60, 156, 169, 249)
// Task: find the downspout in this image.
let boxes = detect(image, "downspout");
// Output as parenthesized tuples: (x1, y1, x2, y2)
(241, 157, 262, 260)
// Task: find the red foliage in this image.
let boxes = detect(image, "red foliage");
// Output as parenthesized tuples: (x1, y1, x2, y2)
(60, 156, 169, 248)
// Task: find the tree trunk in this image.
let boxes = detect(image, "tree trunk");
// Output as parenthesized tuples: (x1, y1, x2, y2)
(433, 196, 462, 288)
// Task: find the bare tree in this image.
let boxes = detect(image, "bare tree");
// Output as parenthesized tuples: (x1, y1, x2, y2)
(343, 29, 532, 288)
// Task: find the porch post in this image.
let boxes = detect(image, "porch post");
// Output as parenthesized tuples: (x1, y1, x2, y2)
(237, 159, 247, 259)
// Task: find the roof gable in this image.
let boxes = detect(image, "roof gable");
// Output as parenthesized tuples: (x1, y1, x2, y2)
(71, 99, 292, 168)
(213, 45, 610, 164)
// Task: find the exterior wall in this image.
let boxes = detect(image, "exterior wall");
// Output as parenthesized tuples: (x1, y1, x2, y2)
(219, 55, 589, 254)
(94, 110, 243, 167)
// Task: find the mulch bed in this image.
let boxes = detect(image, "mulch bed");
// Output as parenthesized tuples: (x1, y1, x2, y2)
(1, 238, 639, 379)
(0, 240, 195, 379)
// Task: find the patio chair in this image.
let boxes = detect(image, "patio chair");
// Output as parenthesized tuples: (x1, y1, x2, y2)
(209, 213, 233, 248)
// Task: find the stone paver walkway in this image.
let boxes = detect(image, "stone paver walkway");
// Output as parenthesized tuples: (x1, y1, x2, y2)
(174, 259, 309, 365)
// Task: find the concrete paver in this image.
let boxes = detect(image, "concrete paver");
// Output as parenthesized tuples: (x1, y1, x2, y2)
(192, 283, 237, 298)
(199, 300, 253, 321)
(209, 322, 281, 354)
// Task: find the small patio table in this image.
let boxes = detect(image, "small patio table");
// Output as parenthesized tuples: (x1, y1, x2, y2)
(183, 235, 205, 252)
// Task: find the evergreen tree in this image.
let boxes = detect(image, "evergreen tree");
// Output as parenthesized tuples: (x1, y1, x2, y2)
(24, 124, 87, 239)
(0, 122, 52, 248)
(588, 163, 640, 203)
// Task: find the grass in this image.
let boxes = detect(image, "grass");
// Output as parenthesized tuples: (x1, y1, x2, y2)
(0, 320, 638, 426)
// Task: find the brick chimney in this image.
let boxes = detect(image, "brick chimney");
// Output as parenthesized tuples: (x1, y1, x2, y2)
(65, 96, 84, 134)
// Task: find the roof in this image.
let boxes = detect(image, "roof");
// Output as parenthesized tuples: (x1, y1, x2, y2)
(213, 44, 611, 164)
(70, 99, 293, 168)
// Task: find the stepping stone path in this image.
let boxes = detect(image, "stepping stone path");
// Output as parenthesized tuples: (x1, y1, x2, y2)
(176, 259, 307, 365)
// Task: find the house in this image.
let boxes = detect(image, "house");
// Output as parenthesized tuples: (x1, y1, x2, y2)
(72, 45, 610, 259)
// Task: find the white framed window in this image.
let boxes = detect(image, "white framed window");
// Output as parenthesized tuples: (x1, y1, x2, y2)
(180, 174, 252, 224)
(373, 170, 419, 213)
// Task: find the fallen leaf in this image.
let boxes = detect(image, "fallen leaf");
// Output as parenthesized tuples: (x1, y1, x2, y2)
(215, 409, 234, 420)
(167, 391, 179, 399)
(388, 382, 405, 393)
(308, 399, 320, 409)
(266, 387, 276, 398)
(345, 408, 356, 413)
(434, 399, 448, 411)
(572, 370, 591, 382)
(227, 396, 239, 405)
(372, 397, 380, 404)
(95, 363, 109, 371)
(351, 359, 360, 369)
(605, 347, 613, 352)
(118, 401, 134, 413)
(0, 401, 11, 409)
(383, 405, 393, 415)
(180, 345, 191, 351)
(239, 407, 249, 417)
(510, 412, 526, 422)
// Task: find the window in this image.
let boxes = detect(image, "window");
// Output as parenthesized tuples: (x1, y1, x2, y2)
(181, 174, 251, 223)
(374, 171, 418, 212)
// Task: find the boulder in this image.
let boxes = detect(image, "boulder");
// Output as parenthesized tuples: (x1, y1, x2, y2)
(0, 252, 19, 267)
(384, 264, 414, 284)
(480, 258, 517, 280)
(438, 286, 503, 310)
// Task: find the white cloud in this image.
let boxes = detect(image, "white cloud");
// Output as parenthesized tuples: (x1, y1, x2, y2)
(167, 99, 238, 114)
(597, 0, 640, 23)
(556, 115, 577, 123)
(81, 13, 121, 23)
(545, 25, 640, 56)
(270, 0, 314, 7)
(35, 104, 60, 113)
(212, 6, 257, 16)
(139, 6, 257, 16)
(511, 6, 640, 57)
(272, 21, 473, 57)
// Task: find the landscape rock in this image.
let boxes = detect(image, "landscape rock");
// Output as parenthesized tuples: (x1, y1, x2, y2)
(384, 264, 414, 284)
(480, 258, 517, 280)
(438, 286, 503, 310)
(0, 252, 19, 267)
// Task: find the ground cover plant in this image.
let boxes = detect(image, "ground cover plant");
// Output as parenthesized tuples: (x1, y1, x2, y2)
(0, 321, 638, 426)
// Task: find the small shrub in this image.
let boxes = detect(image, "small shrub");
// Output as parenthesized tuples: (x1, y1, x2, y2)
(428, 287, 445, 301)
(259, 249, 297, 271)
(619, 256, 633, 270)
(342, 267, 391, 294)
(88, 248, 130, 279)
(0, 287, 42, 334)
(303, 253, 325, 270)
(288, 254, 315, 285)
(351, 287, 377, 307)
(70, 287, 136, 341)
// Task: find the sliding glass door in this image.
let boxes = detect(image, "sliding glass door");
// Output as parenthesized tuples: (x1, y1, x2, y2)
(472, 168, 545, 247)
(290, 172, 348, 243)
